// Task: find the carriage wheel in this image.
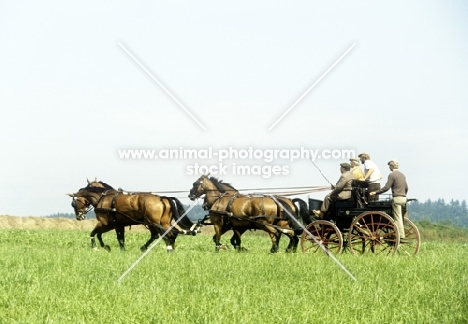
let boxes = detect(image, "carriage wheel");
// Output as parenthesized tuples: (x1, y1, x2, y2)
(396, 218, 421, 256)
(348, 211, 399, 255)
(301, 220, 343, 255)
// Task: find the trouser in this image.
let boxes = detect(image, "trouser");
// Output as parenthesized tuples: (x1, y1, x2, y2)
(320, 194, 337, 213)
(393, 196, 407, 239)
(320, 192, 350, 214)
(367, 183, 380, 201)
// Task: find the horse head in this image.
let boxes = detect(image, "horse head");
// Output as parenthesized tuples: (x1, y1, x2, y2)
(67, 193, 91, 220)
(67, 179, 115, 219)
(188, 174, 208, 200)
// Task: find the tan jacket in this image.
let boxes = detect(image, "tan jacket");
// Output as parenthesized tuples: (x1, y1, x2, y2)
(331, 171, 356, 200)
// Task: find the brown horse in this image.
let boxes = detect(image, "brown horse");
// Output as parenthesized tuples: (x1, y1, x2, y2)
(69, 193, 143, 252)
(69, 179, 198, 252)
(193, 177, 308, 252)
(189, 175, 306, 253)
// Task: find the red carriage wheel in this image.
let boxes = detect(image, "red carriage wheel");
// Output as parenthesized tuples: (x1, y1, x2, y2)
(301, 220, 343, 255)
(348, 211, 399, 255)
(396, 218, 421, 256)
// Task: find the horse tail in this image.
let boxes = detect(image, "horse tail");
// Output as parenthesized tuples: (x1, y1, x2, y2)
(276, 198, 301, 232)
(167, 197, 196, 232)
(293, 198, 311, 225)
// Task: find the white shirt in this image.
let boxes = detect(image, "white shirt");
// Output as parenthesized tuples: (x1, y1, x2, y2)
(363, 160, 382, 183)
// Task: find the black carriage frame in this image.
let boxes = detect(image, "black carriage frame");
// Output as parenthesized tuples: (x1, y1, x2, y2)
(302, 180, 421, 256)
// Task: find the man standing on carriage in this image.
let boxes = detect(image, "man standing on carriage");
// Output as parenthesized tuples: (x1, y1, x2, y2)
(312, 162, 355, 218)
(358, 152, 382, 201)
(369, 159, 408, 240)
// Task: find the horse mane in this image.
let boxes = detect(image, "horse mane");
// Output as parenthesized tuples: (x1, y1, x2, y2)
(97, 181, 115, 190)
(79, 181, 115, 193)
(208, 177, 238, 193)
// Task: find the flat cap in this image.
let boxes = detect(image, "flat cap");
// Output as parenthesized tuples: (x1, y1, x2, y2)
(388, 159, 399, 168)
(340, 162, 351, 171)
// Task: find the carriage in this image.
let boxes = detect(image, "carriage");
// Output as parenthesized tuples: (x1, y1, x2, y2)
(301, 180, 421, 256)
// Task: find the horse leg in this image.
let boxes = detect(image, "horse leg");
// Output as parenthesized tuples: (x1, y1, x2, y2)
(285, 234, 299, 253)
(90, 222, 114, 252)
(231, 227, 248, 252)
(140, 226, 160, 252)
(96, 233, 105, 248)
(115, 225, 126, 252)
(212, 228, 221, 252)
(211, 214, 227, 252)
(165, 226, 180, 253)
(264, 226, 280, 253)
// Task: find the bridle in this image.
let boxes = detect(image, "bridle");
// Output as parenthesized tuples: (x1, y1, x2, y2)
(71, 195, 94, 220)
(189, 178, 205, 200)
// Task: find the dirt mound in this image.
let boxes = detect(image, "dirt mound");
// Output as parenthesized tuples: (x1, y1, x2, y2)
(0, 215, 213, 234)
(0, 215, 97, 231)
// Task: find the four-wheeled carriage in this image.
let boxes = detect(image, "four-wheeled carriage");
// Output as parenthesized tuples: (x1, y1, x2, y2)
(301, 181, 421, 256)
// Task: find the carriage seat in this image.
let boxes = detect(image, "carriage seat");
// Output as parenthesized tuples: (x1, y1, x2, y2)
(351, 180, 368, 208)
(333, 181, 368, 209)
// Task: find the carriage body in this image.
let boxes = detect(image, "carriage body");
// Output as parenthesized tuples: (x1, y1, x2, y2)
(302, 181, 421, 256)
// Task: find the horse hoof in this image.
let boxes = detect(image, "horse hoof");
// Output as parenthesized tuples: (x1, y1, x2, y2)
(92, 247, 99, 252)
(104, 245, 111, 252)
(140, 246, 147, 253)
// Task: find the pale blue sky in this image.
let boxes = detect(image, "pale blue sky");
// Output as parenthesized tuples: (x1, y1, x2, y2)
(1, 1, 467, 215)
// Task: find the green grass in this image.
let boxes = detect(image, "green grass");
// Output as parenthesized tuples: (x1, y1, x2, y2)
(0, 228, 467, 323)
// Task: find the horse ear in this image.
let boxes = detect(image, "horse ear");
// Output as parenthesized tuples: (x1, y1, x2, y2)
(206, 172, 210, 177)
(87, 178, 91, 184)
(94, 176, 97, 182)
(66, 193, 75, 197)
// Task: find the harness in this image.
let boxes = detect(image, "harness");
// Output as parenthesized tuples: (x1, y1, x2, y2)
(92, 191, 158, 229)
(207, 194, 288, 230)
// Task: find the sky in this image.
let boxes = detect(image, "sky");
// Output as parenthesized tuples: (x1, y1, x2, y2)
(1, 1, 467, 216)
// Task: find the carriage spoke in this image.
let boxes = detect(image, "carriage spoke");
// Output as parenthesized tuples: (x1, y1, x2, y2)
(301, 220, 343, 255)
(396, 218, 421, 256)
(349, 211, 399, 255)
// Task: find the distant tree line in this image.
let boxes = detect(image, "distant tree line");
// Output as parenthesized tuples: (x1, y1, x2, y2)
(409, 199, 468, 227)
(49, 199, 468, 228)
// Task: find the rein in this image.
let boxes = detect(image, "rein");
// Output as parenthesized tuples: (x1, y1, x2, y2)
(80, 190, 159, 229)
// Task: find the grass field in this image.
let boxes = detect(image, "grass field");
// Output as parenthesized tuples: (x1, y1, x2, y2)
(0, 223, 467, 323)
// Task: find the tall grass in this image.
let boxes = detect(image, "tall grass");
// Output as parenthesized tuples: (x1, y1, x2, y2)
(0, 228, 467, 323)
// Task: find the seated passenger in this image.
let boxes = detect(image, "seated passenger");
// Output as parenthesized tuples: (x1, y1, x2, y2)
(350, 157, 365, 180)
(313, 163, 356, 218)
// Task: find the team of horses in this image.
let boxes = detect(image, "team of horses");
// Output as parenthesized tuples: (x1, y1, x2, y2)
(68, 176, 311, 253)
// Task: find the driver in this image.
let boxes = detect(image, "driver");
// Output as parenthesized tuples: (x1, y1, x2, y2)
(312, 162, 355, 218)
